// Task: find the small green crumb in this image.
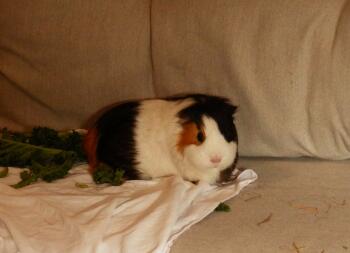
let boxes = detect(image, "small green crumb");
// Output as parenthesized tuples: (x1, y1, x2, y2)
(0, 167, 9, 178)
(75, 182, 89, 188)
(215, 202, 231, 212)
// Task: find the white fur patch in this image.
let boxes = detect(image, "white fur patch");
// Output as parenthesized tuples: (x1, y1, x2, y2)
(134, 99, 237, 184)
(134, 99, 193, 179)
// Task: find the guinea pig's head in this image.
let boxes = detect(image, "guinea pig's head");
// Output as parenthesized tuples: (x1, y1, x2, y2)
(176, 95, 238, 172)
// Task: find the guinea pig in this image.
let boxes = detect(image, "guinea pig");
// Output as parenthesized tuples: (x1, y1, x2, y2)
(84, 93, 239, 185)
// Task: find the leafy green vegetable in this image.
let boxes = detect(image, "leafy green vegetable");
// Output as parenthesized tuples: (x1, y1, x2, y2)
(0, 127, 82, 188)
(12, 170, 39, 189)
(29, 127, 86, 161)
(214, 202, 231, 212)
(0, 167, 8, 178)
(0, 138, 77, 188)
(0, 138, 53, 167)
(2, 127, 86, 161)
(93, 163, 125, 186)
(1, 128, 31, 143)
(60, 130, 86, 161)
(29, 127, 62, 148)
(0, 127, 126, 188)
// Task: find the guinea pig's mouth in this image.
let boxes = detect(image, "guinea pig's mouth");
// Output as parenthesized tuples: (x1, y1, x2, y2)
(209, 163, 225, 170)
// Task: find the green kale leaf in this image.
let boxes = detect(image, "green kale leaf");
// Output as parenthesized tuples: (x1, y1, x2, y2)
(0, 127, 126, 188)
(214, 202, 231, 212)
(93, 163, 125, 186)
(0, 127, 83, 188)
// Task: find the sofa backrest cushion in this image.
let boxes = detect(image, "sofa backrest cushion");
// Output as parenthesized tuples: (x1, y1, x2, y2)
(1, 0, 349, 159)
(0, 0, 154, 130)
(152, 0, 350, 159)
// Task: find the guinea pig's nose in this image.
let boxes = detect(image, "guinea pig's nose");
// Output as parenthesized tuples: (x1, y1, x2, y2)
(210, 155, 222, 164)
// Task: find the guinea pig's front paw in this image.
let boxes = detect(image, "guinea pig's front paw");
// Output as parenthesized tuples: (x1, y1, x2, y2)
(216, 176, 237, 187)
(216, 167, 247, 186)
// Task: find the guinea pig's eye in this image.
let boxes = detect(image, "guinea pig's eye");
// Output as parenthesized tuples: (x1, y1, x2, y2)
(197, 131, 205, 143)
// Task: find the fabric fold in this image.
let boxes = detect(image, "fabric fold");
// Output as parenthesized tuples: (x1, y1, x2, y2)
(0, 165, 257, 253)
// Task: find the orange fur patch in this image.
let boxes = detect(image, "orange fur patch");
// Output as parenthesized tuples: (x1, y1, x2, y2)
(177, 122, 205, 153)
(83, 127, 99, 173)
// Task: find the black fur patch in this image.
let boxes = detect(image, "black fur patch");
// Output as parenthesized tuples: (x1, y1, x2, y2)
(171, 94, 238, 143)
(218, 150, 239, 183)
(95, 101, 141, 180)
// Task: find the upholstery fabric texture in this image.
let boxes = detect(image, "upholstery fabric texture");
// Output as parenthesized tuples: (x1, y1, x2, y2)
(0, 0, 154, 130)
(0, 0, 349, 159)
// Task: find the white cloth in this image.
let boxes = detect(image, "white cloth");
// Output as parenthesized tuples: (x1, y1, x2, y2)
(0, 165, 257, 253)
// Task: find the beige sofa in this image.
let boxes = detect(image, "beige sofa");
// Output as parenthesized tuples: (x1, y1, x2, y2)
(1, 1, 349, 252)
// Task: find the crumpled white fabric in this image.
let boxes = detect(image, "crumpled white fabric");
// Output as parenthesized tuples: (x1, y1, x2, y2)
(0, 165, 257, 253)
